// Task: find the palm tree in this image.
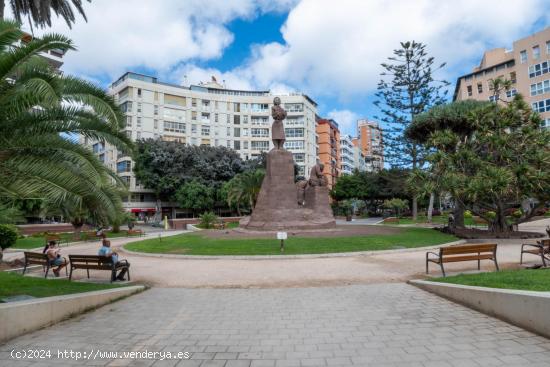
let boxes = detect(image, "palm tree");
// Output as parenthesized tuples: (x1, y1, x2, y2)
(226, 170, 265, 215)
(0, 20, 132, 229)
(0, 0, 90, 29)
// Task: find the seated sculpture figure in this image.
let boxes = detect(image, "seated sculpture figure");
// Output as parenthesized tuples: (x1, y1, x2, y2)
(308, 163, 327, 187)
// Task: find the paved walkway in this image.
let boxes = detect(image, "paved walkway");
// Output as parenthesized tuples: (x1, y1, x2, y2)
(2, 284, 549, 366)
(7, 219, 550, 287)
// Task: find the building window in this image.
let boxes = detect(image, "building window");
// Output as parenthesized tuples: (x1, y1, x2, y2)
(227, 127, 231, 136)
(243, 141, 248, 149)
(510, 72, 517, 83)
(250, 103, 268, 112)
(154, 119, 158, 129)
(137, 117, 142, 127)
(234, 141, 240, 150)
(285, 116, 304, 125)
(284, 103, 304, 112)
(285, 128, 304, 138)
(542, 118, 550, 130)
(201, 126, 210, 136)
(214, 101, 219, 109)
(293, 153, 305, 163)
(243, 115, 248, 124)
(243, 103, 248, 111)
(530, 80, 550, 96)
(547, 41, 550, 54)
(467, 85, 473, 96)
(506, 89, 517, 98)
(284, 140, 305, 150)
(251, 141, 269, 150)
(92, 142, 104, 153)
(116, 161, 131, 173)
(202, 100, 210, 108)
(191, 124, 197, 134)
(242, 128, 249, 137)
(528, 61, 549, 78)
(251, 116, 269, 125)
(477, 83, 483, 94)
(234, 115, 240, 125)
(202, 113, 210, 123)
(192, 98, 197, 107)
(532, 98, 550, 113)
(136, 132, 141, 139)
(154, 105, 158, 115)
(164, 94, 186, 107)
(234, 102, 240, 112)
(163, 108, 185, 121)
(234, 128, 240, 137)
(120, 101, 132, 112)
(137, 102, 142, 113)
(137, 88, 142, 97)
(520, 50, 527, 64)
(251, 128, 269, 137)
(214, 113, 218, 122)
(533, 45, 540, 60)
(163, 121, 185, 133)
(192, 111, 197, 120)
(126, 116, 132, 127)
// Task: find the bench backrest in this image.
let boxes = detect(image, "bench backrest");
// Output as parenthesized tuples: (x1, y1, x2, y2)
(68, 255, 113, 270)
(45, 235, 61, 241)
(24, 251, 49, 265)
(440, 243, 497, 256)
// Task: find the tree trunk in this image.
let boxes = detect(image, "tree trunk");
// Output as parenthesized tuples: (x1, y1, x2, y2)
(453, 200, 465, 228)
(412, 198, 418, 221)
(492, 204, 510, 234)
(0, 0, 5, 20)
(0, 248, 3, 262)
(427, 193, 435, 223)
(72, 219, 84, 241)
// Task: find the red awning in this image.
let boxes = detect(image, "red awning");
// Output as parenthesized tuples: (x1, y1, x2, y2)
(130, 208, 155, 213)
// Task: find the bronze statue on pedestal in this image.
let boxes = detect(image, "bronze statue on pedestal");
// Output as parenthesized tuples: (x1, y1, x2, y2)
(271, 97, 286, 149)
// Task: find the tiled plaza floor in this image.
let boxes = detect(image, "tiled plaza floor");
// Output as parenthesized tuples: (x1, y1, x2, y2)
(2, 283, 549, 366)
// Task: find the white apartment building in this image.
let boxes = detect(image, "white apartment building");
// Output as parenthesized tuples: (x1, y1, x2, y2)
(353, 145, 367, 172)
(84, 72, 319, 216)
(339, 135, 355, 175)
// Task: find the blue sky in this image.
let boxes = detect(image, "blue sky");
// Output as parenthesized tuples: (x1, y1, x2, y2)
(37, 0, 550, 136)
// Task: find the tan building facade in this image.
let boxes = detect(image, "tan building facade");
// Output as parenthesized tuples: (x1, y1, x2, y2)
(454, 27, 550, 129)
(315, 118, 340, 189)
(356, 119, 384, 171)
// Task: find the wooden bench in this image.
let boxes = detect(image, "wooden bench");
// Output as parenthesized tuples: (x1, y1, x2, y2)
(426, 243, 499, 277)
(520, 239, 550, 267)
(83, 231, 102, 242)
(23, 252, 68, 278)
(126, 229, 144, 237)
(68, 255, 130, 282)
(44, 233, 69, 246)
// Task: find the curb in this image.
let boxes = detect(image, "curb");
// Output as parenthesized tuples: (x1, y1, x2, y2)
(0, 285, 146, 343)
(120, 239, 466, 260)
(409, 279, 550, 339)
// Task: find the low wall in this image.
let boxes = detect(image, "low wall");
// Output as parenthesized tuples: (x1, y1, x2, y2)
(169, 217, 242, 230)
(0, 285, 145, 343)
(410, 280, 550, 338)
(16, 224, 92, 235)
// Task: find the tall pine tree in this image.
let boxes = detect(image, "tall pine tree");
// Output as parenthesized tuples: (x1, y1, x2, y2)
(374, 41, 449, 220)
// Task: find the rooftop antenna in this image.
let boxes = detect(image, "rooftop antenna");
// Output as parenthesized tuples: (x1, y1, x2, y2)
(183, 75, 188, 86)
(223, 79, 226, 88)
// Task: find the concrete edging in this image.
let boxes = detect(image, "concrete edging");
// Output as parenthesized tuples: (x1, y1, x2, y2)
(409, 279, 550, 339)
(0, 285, 146, 343)
(120, 239, 466, 260)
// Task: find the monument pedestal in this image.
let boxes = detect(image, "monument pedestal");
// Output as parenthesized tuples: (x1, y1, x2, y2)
(244, 149, 336, 230)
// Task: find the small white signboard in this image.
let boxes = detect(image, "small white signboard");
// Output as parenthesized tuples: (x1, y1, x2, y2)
(276, 231, 288, 240)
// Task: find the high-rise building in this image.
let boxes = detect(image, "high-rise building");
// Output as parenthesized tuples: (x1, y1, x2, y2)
(454, 27, 550, 129)
(356, 119, 384, 171)
(83, 72, 319, 217)
(339, 135, 355, 175)
(315, 118, 340, 188)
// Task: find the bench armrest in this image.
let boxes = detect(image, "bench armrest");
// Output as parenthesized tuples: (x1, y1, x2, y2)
(522, 243, 543, 249)
(426, 251, 440, 259)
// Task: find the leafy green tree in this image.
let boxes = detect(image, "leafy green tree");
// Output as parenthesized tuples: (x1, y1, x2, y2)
(199, 211, 218, 229)
(133, 140, 244, 200)
(0, 224, 18, 261)
(374, 41, 449, 220)
(418, 94, 550, 234)
(0, 20, 131, 227)
(0, 0, 90, 29)
(174, 180, 215, 215)
(383, 198, 409, 218)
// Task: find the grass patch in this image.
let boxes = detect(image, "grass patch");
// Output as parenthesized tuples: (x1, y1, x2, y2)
(0, 272, 124, 299)
(13, 231, 128, 250)
(431, 269, 550, 292)
(125, 227, 457, 256)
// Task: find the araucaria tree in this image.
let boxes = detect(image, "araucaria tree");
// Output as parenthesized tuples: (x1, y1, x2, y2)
(374, 41, 449, 220)
(419, 93, 550, 235)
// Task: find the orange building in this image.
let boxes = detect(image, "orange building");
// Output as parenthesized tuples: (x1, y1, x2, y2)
(356, 119, 384, 171)
(315, 118, 341, 188)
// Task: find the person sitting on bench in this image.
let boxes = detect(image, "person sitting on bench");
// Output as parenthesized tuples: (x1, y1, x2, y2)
(98, 239, 130, 281)
(45, 241, 67, 277)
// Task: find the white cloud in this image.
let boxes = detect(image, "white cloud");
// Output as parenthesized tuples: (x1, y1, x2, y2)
(327, 109, 358, 134)
(27, 0, 296, 78)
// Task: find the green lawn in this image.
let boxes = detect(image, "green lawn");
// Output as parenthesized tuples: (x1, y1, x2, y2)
(383, 215, 482, 226)
(432, 269, 550, 292)
(0, 272, 124, 299)
(125, 227, 457, 256)
(13, 231, 129, 250)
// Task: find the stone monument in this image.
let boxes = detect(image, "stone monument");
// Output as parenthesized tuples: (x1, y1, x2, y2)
(243, 98, 336, 230)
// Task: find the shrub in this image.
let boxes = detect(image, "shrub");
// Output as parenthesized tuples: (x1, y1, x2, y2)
(199, 211, 218, 229)
(0, 224, 19, 250)
(464, 210, 473, 219)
